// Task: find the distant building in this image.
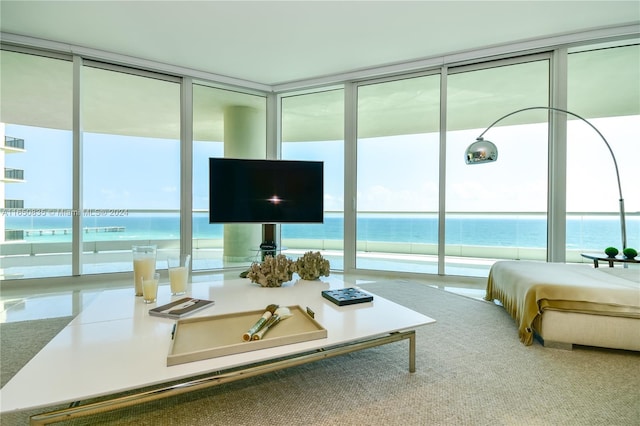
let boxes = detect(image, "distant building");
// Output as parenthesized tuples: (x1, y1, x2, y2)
(1, 124, 26, 242)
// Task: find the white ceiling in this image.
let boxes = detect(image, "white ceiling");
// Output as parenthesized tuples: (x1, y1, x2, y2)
(1, 1, 639, 87)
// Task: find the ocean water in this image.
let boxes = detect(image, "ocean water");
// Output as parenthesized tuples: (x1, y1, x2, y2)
(5, 214, 638, 251)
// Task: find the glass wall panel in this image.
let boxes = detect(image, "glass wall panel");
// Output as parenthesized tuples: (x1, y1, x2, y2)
(445, 60, 549, 276)
(356, 75, 440, 273)
(281, 89, 344, 269)
(192, 84, 267, 270)
(81, 66, 180, 274)
(566, 44, 640, 261)
(0, 50, 73, 279)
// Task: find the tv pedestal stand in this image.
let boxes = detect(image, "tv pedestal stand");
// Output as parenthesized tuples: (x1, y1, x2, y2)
(238, 224, 279, 278)
(260, 223, 277, 260)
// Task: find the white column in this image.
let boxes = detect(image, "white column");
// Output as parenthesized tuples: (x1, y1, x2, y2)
(222, 106, 265, 262)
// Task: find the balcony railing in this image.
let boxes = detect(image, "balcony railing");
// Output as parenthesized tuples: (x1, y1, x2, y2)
(4, 136, 25, 150)
(4, 168, 24, 180)
(0, 210, 636, 279)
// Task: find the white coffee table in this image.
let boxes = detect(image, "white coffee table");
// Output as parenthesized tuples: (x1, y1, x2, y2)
(0, 275, 435, 424)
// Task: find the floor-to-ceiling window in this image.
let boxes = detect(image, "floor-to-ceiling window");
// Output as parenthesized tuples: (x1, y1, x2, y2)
(0, 49, 73, 279)
(565, 43, 640, 259)
(355, 75, 440, 273)
(192, 84, 267, 270)
(2, 35, 638, 283)
(445, 58, 550, 276)
(81, 64, 181, 275)
(281, 89, 345, 269)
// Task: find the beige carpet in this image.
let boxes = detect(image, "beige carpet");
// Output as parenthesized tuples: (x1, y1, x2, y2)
(1, 279, 639, 425)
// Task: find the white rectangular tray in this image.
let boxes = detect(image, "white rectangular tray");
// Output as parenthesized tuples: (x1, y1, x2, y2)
(167, 305, 327, 366)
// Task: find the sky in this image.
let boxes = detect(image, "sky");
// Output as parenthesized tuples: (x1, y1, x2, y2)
(3, 115, 639, 215)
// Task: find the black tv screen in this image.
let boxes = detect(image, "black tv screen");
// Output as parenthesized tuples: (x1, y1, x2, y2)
(209, 158, 324, 224)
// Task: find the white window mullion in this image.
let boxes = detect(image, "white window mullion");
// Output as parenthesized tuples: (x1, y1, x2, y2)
(180, 78, 194, 262)
(548, 48, 568, 263)
(343, 82, 357, 273)
(438, 66, 447, 275)
(72, 55, 83, 276)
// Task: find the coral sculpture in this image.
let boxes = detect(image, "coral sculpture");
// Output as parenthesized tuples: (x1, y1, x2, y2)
(246, 254, 295, 287)
(294, 251, 330, 280)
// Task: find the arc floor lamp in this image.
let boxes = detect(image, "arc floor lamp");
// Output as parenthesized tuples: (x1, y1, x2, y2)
(464, 106, 627, 251)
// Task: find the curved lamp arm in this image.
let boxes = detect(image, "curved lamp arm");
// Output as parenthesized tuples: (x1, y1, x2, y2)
(468, 106, 627, 250)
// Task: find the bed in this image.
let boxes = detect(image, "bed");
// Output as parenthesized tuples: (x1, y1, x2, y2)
(485, 261, 640, 351)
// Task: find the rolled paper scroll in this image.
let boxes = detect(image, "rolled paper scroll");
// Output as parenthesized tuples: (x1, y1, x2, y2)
(252, 306, 292, 341)
(242, 304, 278, 341)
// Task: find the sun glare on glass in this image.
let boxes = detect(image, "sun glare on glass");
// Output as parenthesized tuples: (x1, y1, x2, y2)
(268, 195, 282, 205)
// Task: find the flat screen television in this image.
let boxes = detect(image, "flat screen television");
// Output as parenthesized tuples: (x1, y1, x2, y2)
(209, 158, 324, 224)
